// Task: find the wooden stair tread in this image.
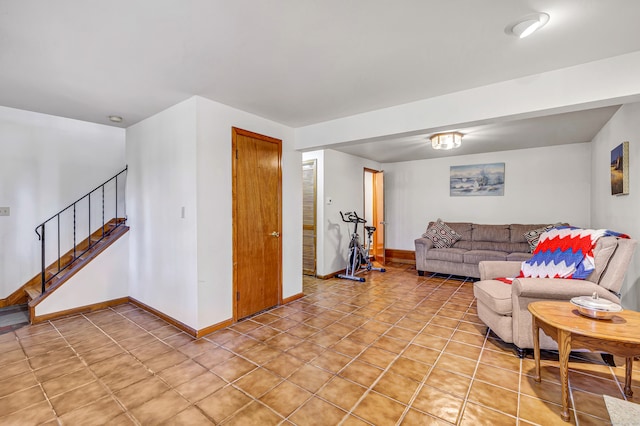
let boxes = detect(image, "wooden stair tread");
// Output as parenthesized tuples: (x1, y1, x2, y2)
(25, 284, 41, 301)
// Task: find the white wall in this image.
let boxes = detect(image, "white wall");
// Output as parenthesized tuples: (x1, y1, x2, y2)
(590, 102, 640, 310)
(127, 96, 302, 330)
(126, 98, 200, 327)
(383, 143, 592, 250)
(195, 96, 301, 329)
(35, 233, 129, 316)
(0, 106, 125, 298)
(305, 149, 380, 276)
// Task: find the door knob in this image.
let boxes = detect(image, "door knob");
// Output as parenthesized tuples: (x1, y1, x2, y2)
(271, 231, 280, 237)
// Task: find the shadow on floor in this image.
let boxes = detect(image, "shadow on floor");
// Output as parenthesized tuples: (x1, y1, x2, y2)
(0, 304, 29, 334)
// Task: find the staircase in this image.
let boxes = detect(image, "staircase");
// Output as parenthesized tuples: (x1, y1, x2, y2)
(0, 167, 129, 322)
(25, 218, 129, 304)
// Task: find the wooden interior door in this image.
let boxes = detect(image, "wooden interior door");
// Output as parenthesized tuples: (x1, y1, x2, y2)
(373, 171, 385, 264)
(302, 159, 317, 276)
(232, 127, 282, 319)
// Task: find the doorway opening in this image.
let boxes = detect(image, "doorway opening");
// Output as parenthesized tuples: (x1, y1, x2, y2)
(364, 168, 385, 264)
(302, 159, 317, 276)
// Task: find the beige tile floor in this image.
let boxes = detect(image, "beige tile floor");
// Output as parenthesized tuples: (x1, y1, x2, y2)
(0, 264, 636, 425)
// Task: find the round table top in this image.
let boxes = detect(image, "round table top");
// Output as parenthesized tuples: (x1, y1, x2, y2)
(528, 300, 640, 344)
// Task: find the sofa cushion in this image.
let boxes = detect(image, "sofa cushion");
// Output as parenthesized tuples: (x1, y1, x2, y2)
(463, 250, 508, 264)
(451, 240, 473, 250)
(471, 241, 529, 253)
(422, 219, 462, 248)
(429, 221, 473, 242)
(507, 252, 533, 262)
(472, 224, 510, 242)
(424, 247, 467, 263)
(473, 280, 513, 315)
(510, 224, 548, 243)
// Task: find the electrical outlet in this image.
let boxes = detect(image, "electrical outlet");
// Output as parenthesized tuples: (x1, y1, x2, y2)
(0, 207, 9, 216)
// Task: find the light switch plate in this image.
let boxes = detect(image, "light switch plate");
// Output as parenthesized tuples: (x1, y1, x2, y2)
(0, 207, 9, 216)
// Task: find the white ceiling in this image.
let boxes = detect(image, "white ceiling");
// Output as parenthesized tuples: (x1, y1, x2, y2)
(334, 105, 621, 162)
(1, 1, 639, 160)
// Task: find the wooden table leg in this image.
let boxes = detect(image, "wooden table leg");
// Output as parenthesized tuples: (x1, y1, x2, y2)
(558, 329, 572, 422)
(532, 316, 541, 383)
(625, 357, 634, 397)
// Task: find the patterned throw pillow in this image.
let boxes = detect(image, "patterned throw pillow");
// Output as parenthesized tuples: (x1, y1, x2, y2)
(422, 219, 462, 248)
(524, 225, 555, 252)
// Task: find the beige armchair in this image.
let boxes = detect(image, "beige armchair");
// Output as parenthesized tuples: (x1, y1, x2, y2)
(473, 236, 637, 357)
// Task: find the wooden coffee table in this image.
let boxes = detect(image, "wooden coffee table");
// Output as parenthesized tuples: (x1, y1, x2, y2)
(528, 300, 640, 422)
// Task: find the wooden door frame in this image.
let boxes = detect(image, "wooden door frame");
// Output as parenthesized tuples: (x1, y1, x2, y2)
(231, 127, 283, 321)
(373, 170, 385, 264)
(363, 167, 381, 258)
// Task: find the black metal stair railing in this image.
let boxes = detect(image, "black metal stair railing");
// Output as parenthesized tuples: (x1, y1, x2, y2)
(34, 166, 128, 295)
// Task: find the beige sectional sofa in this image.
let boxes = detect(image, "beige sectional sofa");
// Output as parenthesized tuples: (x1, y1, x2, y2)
(414, 222, 553, 278)
(474, 236, 637, 357)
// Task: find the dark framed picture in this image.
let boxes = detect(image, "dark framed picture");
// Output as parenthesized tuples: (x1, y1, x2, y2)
(611, 141, 629, 196)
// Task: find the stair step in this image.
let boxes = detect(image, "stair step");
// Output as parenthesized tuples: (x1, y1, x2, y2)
(25, 285, 41, 301)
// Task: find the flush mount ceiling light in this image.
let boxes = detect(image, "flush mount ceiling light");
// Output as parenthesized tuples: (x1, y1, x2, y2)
(108, 115, 123, 123)
(430, 132, 463, 150)
(507, 12, 550, 38)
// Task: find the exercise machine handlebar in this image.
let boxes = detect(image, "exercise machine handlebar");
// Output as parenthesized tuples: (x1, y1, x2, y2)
(339, 211, 366, 224)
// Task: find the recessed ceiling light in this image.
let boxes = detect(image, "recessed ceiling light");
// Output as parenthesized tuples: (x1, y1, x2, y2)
(507, 13, 550, 39)
(108, 115, 123, 123)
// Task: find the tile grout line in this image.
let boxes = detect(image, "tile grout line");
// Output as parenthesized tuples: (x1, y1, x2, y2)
(51, 315, 142, 425)
(0, 326, 57, 421)
(11, 321, 84, 423)
(404, 279, 488, 424)
(37, 306, 193, 424)
(197, 301, 327, 425)
(516, 350, 522, 424)
(448, 277, 498, 426)
(335, 273, 454, 424)
(457, 277, 524, 425)
(263, 272, 445, 424)
(26, 323, 61, 425)
(393, 274, 465, 424)
(85, 306, 224, 425)
(200, 304, 317, 424)
(202, 305, 312, 424)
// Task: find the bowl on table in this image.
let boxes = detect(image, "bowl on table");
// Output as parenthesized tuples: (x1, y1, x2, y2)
(570, 293, 623, 320)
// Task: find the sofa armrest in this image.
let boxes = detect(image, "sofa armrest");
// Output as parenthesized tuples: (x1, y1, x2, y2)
(414, 237, 434, 273)
(414, 237, 434, 249)
(512, 278, 620, 304)
(479, 261, 522, 280)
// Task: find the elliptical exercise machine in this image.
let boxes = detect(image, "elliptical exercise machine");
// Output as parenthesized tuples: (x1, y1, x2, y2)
(337, 211, 386, 282)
